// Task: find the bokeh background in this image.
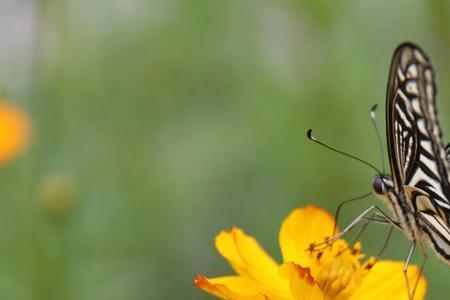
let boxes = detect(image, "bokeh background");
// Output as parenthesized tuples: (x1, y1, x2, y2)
(1, 0, 450, 299)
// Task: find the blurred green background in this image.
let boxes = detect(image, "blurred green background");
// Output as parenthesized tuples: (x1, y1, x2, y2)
(1, 0, 450, 299)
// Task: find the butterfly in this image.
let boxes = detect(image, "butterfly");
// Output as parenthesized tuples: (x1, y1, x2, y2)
(372, 42, 450, 269)
(308, 42, 449, 299)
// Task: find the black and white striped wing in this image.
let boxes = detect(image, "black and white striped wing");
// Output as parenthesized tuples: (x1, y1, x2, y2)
(386, 43, 450, 222)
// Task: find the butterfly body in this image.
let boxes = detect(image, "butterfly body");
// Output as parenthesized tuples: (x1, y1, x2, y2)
(373, 42, 450, 264)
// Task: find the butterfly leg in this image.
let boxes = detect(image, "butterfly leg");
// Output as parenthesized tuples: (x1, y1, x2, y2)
(348, 216, 372, 245)
(376, 224, 394, 258)
(403, 242, 416, 300)
(363, 215, 390, 224)
(310, 205, 399, 250)
(332, 205, 399, 241)
(364, 210, 400, 226)
(310, 206, 377, 250)
(343, 220, 394, 259)
(331, 192, 372, 237)
(411, 253, 427, 300)
(347, 215, 395, 258)
(333, 217, 373, 256)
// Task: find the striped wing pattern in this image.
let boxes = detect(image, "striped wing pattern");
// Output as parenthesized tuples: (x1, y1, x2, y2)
(387, 43, 450, 259)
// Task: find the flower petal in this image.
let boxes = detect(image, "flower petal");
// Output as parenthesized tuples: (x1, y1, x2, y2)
(194, 275, 267, 300)
(279, 205, 336, 266)
(279, 263, 324, 300)
(349, 261, 427, 300)
(216, 227, 288, 294)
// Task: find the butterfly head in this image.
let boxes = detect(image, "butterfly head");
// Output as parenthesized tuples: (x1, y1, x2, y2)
(372, 174, 393, 198)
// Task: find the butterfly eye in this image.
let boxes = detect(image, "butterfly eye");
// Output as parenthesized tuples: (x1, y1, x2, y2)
(372, 176, 385, 195)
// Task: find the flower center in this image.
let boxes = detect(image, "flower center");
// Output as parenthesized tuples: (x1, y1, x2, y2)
(311, 241, 375, 300)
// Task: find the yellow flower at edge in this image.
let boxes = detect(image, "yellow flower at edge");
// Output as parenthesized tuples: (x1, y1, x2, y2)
(194, 205, 427, 300)
(0, 101, 30, 164)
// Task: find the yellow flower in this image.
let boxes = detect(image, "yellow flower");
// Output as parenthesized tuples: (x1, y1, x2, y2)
(0, 101, 30, 164)
(194, 205, 427, 300)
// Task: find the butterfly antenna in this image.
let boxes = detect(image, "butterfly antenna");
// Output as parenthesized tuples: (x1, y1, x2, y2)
(370, 104, 386, 174)
(307, 129, 382, 174)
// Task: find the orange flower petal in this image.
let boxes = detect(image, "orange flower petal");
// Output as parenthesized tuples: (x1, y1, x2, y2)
(196, 205, 428, 300)
(349, 261, 427, 300)
(279, 205, 336, 266)
(194, 275, 267, 300)
(215, 227, 288, 294)
(279, 262, 324, 300)
(0, 102, 30, 164)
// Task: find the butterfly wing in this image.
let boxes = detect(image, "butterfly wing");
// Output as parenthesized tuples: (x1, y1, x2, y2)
(386, 44, 419, 190)
(387, 43, 450, 259)
(387, 43, 450, 208)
